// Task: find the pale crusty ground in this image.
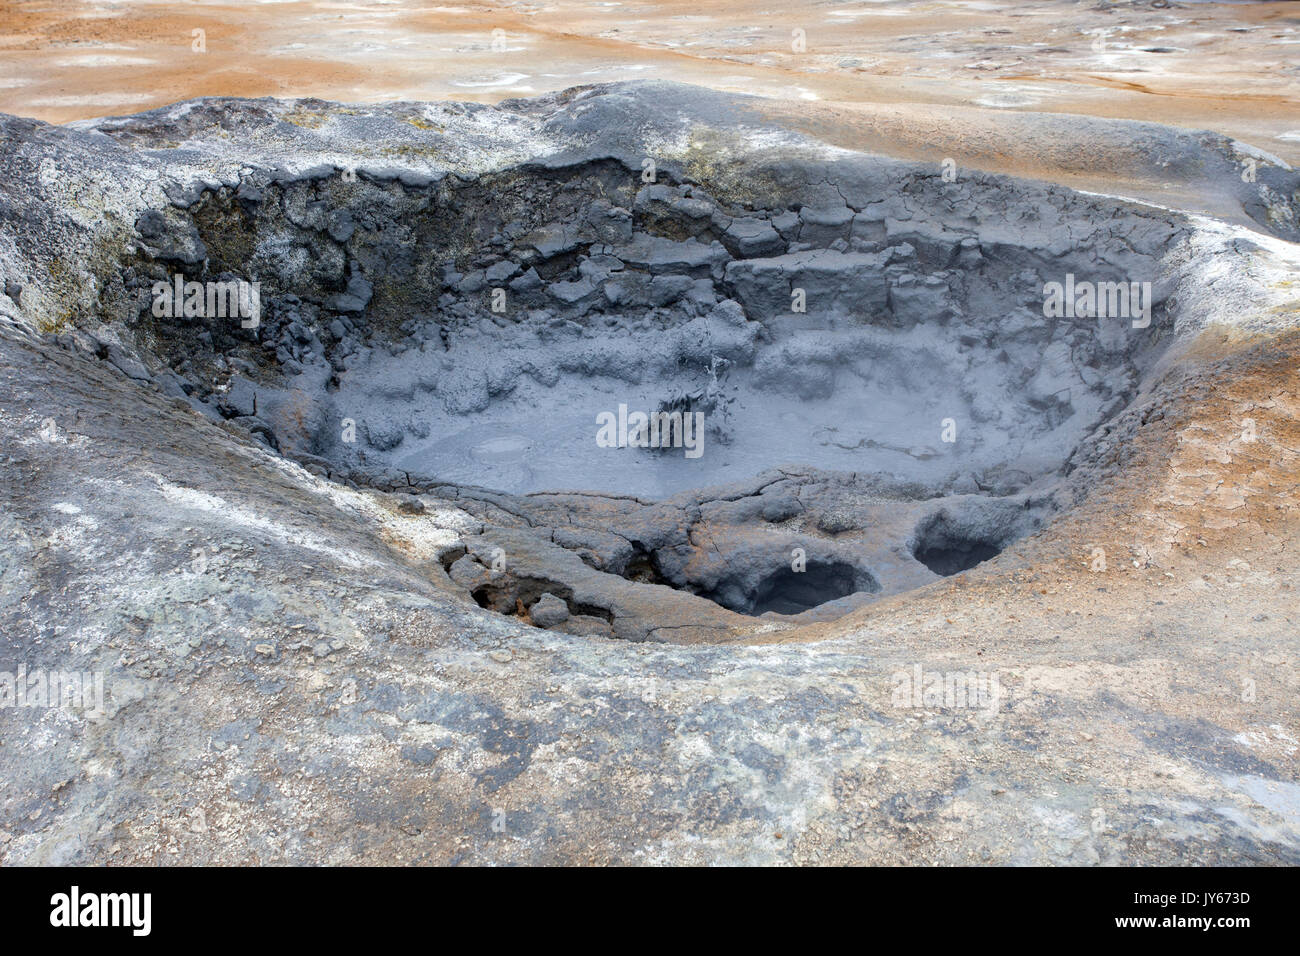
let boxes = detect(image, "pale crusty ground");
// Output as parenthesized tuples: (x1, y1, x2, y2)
(2, 0, 1297, 169)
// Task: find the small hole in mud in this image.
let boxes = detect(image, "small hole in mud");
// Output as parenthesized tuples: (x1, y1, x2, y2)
(470, 576, 614, 626)
(912, 513, 1004, 576)
(622, 546, 671, 586)
(708, 560, 879, 616)
(914, 540, 1001, 577)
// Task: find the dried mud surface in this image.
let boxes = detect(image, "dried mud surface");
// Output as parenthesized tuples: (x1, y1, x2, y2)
(3, 1, 1298, 159)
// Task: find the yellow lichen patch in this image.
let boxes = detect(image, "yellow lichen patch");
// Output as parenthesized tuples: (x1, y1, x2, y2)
(281, 110, 328, 130)
(403, 115, 444, 132)
(673, 127, 788, 208)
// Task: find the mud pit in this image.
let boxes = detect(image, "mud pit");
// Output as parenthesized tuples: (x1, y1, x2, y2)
(144, 169, 1159, 628)
(70, 101, 1189, 635)
(207, 162, 1165, 503)
(3, 80, 1300, 865)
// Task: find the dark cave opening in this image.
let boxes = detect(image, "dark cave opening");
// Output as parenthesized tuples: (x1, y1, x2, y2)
(709, 559, 880, 616)
(914, 539, 1002, 577)
(912, 511, 1005, 576)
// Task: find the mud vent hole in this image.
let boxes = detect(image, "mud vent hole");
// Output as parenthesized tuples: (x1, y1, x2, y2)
(715, 561, 879, 616)
(913, 520, 1003, 576)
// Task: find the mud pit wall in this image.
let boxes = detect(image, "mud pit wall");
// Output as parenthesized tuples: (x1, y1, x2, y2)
(111, 153, 1180, 489)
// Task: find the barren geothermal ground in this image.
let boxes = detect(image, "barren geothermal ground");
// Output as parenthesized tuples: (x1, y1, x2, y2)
(0, 1, 1298, 867)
